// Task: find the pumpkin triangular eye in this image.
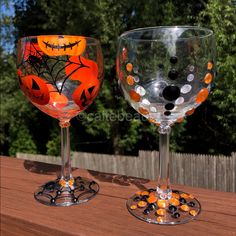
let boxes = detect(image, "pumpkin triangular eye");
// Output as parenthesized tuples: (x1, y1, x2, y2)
(32, 78, 40, 90)
(88, 86, 95, 94)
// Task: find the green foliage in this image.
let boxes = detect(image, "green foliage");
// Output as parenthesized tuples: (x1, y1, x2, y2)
(46, 124, 60, 156)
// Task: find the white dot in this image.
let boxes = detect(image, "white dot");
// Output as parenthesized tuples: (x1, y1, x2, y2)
(187, 74, 194, 82)
(189, 65, 195, 72)
(175, 97, 184, 105)
(133, 67, 139, 73)
(134, 76, 139, 82)
(181, 84, 192, 94)
(135, 85, 146, 96)
(150, 106, 157, 112)
(141, 98, 150, 106)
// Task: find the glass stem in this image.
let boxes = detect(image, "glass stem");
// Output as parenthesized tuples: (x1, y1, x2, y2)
(59, 120, 72, 181)
(157, 124, 172, 200)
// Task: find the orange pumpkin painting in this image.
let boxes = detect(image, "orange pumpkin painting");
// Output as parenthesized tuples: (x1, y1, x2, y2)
(65, 56, 98, 84)
(37, 35, 86, 56)
(19, 75, 50, 105)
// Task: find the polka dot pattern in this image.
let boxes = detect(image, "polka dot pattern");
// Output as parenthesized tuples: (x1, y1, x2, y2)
(181, 84, 192, 94)
(196, 88, 209, 104)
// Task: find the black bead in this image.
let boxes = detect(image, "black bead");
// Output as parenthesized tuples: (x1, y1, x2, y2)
(158, 64, 164, 69)
(168, 69, 179, 80)
(70, 189, 74, 194)
(73, 197, 78, 202)
(179, 198, 187, 204)
(168, 205, 177, 213)
(164, 111, 171, 116)
(187, 201, 195, 207)
(170, 56, 178, 64)
(50, 198, 55, 203)
(141, 195, 149, 201)
(162, 86, 180, 101)
(172, 190, 179, 194)
(149, 188, 156, 193)
(133, 196, 140, 202)
(165, 103, 175, 110)
(57, 190, 62, 195)
(143, 208, 150, 215)
(172, 212, 180, 218)
(148, 203, 157, 210)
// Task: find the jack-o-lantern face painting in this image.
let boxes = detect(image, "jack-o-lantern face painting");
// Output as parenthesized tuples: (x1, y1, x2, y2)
(37, 35, 86, 56)
(72, 79, 100, 110)
(19, 75, 50, 105)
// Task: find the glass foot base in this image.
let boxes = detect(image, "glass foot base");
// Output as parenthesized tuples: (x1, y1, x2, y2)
(34, 176, 99, 206)
(127, 188, 201, 225)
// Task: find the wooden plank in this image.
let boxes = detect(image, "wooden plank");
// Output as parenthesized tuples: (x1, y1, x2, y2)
(1, 157, 236, 236)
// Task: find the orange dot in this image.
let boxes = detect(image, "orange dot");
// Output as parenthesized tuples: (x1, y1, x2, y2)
(157, 200, 169, 208)
(59, 179, 66, 187)
(147, 195, 158, 204)
(139, 107, 149, 115)
(186, 108, 195, 116)
(156, 209, 166, 216)
(176, 117, 184, 123)
(137, 201, 147, 208)
(207, 62, 213, 70)
(130, 205, 137, 210)
(204, 73, 213, 84)
(122, 48, 128, 61)
(126, 63, 133, 72)
(169, 198, 180, 206)
(126, 75, 135, 85)
(189, 210, 198, 216)
(180, 204, 190, 212)
(157, 216, 164, 223)
(135, 190, 142, 195)
(196, 88, 209, 104)
(141, 191, 149, 196)
(130, 90, 141, 102)
(188, 194, 194, 199)
(149, 191, 156, 196)
(68, 178, 75, 187)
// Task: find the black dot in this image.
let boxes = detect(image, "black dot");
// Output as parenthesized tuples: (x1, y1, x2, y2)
(165, 103, 175, 110)
(170, 56, 178, 64)
(168, 69, 179, 80)
(187, 201, 195, 207)
(172, 212, 180, 218)
(162, 86, 180, 101)
(169, 205, 177, 213)
(179, 198, 187, 204)
(164, 111, 171, 116)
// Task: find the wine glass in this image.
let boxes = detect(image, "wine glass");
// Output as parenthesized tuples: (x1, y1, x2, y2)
(16, 35, 103, 206)
(117, 26, 215, 224)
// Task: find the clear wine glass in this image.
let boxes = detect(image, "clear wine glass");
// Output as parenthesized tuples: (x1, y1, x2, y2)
(117, 26, 215, 224)
(17, 35, 103, 206)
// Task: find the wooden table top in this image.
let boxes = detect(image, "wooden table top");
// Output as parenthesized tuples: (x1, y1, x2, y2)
(1, 156, 236, 236)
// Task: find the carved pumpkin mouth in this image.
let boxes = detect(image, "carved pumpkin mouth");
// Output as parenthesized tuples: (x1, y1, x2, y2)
(37, 35, 86, 56)
(42, 40, 81, 51)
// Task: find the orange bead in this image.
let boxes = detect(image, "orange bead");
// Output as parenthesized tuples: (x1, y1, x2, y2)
(141, 191, 149, 196)
(135, 190, 142, 195)
(195, 88, 209, 104)
(188, 194, 194, 199)
(172, 193, 180, 199)
(126, 63, 133, 72)
(147, 195, 158, 204)
(130, 90, 141, 102)
(59, 179, 66, 187)
(207, 62, 213, 70)
(157, 200, 169, 208)
(180, 204, 190, 212)
(186, 108, 195, 116)
(139, 107, 149, 115)
(68, 178, 75, 187)
(156, 209, 166, 216)
(137, 201, 147, 208)
(148, 118, 156, 124)
(169, 198, 180, 206)
(157, 216, 164, 223)
(204, 73, 213, 84)
(189, 210, 198, 216)
(126, 75, 135, 85)
(149, 191, 156, 196)
(180, 193, 189, 199)
(130, 204, 137, 210)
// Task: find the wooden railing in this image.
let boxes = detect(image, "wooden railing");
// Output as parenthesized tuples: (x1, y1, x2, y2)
(16, 151, 236, 193)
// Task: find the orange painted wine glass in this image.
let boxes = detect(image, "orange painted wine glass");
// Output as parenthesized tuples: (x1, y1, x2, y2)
(17, 35, 103, 206)
(117, 26, 216, 224)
